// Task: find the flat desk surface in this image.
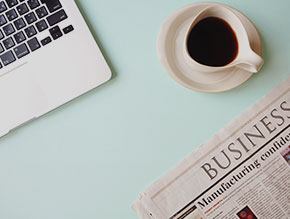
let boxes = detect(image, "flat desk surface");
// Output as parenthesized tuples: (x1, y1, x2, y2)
(0, 0, 289, 218)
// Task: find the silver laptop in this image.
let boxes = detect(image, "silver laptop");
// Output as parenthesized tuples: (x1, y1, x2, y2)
(0, 0, 112, 137)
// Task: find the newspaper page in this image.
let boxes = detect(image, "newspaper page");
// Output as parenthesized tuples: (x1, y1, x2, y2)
(133, 76, 290, 219)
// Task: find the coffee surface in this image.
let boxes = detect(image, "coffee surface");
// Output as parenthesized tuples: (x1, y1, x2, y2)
(187, 17, 238, 67)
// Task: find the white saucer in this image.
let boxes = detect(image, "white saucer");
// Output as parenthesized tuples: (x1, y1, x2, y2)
(157, 2, 262, 93)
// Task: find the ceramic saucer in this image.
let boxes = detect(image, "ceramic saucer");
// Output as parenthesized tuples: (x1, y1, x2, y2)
(157, 2, 262, 93)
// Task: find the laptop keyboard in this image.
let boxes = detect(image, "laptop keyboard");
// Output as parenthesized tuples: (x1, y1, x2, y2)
(0, 0, 74, 68)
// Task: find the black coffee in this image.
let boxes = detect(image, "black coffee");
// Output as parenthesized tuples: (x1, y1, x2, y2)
(187, 17, 238, 67)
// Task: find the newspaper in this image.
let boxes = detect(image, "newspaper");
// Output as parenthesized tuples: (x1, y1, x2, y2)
(133, 76, 290, 219)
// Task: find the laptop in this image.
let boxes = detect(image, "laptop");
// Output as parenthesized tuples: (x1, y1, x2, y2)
(0, 0, 112, 137)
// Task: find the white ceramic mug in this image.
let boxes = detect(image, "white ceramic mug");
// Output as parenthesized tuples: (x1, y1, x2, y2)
(183, 5, 264, 73)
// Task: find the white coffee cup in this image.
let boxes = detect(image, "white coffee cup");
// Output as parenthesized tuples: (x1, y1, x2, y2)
(183, 5, 264, 73)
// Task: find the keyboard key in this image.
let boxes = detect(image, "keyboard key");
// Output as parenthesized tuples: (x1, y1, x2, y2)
(40, 36, 51, 46)
(14, 42, 29, 58)
(35, 19, 47, 32)
(16, 2, 29, 15)
(47, 9, 67, 26)
(35, 6, 47, 18)
(0, 30, 4, 40)
(40, 0, 61, 13)
(14, 31, 26, 43)
(0, 14, 7, 26)
(24, 25, 36, 37)
(27, 37, 40, 51)
(0, 1, 7, 13)
(27, 0, 39, 9)
(24, 12, 37, 24)
(0, 50, 16, 65)
(6, 8, 18, 21)
(14, 17, 26, 30)
(49, 25, 62, 40)
(0, 43, 4, 53)
(3, 23, 15, 36)
(3, 36, 15, 49)
(0, 0, 73, 70)
(5, 0, 18, 8)
(63, 25, 74, 34)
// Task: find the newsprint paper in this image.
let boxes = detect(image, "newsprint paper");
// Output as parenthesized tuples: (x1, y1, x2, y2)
(133, 76, 290, 219)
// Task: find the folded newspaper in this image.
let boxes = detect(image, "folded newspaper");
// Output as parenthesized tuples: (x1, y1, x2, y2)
(133, 76, 290, 219)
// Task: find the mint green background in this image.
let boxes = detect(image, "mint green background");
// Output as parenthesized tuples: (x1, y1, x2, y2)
(0, 0, 289, 218)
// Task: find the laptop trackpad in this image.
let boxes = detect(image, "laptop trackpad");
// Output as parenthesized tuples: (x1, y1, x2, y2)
(0, 68, 48, 136)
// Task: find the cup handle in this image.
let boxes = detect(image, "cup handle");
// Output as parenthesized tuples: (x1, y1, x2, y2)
(235, 51, 264, 73)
